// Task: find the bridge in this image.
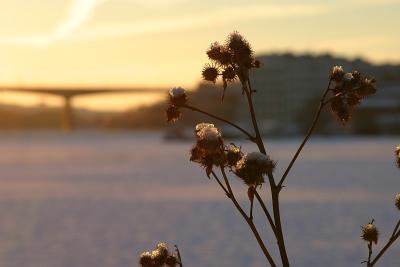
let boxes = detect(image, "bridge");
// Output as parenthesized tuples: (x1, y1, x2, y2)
(0, 86, 167, 130)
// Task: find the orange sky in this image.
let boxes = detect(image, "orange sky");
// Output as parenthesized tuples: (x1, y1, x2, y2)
(0, 0, 399, 111)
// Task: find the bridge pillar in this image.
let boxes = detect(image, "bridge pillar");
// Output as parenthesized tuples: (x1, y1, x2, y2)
(62, 96, 73, 131)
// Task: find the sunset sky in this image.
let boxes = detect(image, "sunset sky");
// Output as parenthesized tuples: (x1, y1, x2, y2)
(0, 0, 399, 111)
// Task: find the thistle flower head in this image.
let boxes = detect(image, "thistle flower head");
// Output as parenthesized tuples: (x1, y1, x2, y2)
(195, 123, 223, 151)
(361, 223, 379, 244)
(206, 42, 232, 65)
(395, 193, 400, 210)
(165, 255, 178, 267)
(190, 123, 225, 175)
(227, 31, 253, 59)
(356, 77, 377, 97)
(202, 64, 219, 83)
(166, 105, 181, 123)
(222, 66, 236, 82)
(396, 144, 400, 168)
(225, 145, 243, 167)
(235, 152, 275, 186)
(169, 87, 187, 106)
(151, 249, 165, 266)
(330, 65, 345, 81)
(156, 242, 169, 259)
(139, 251, 153, 267)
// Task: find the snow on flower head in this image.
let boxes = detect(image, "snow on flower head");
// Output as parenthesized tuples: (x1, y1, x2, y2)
(235, 152, 275, 186)
(168, 87, 187, 106)
(361, 223, 379, 244)
(195, 123, 223, 152)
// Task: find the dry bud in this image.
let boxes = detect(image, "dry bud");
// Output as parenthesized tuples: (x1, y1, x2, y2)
(202, 64, 219, 83)
(227, 31, 253, 59)
(222, 66, 236, 82)
(361, 223, 379, 244)
(169, 87, 187, 106)
(356, 77, 377, 97)
(166, 105, 181, 123)
(139, 251, 153, 267)
(235, 152, 275, 186)
(225, 145, 243, 166)
(330, 65, 345, 81)
(206, 42, 232, 65)
(395, 193, 400, 210)
(396, 144, 400, 168)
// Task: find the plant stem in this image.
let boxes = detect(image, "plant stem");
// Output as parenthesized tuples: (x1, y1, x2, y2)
(182, 104, 255, 141)
(269, 174, 290, 267)
(277, 81, 331, 188)
(370, 219, 400, 266)
(244, 80, 266, 154)
(220, 167, 277, 267)
(175, 245, 183, 267)
(245, 78, 290, 266)
(367, 241, 373, 267)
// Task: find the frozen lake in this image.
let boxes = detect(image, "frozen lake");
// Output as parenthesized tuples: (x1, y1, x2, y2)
(0, 132, 399, 267)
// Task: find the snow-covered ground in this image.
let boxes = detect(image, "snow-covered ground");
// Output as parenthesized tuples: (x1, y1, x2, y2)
(0, 132, 398, 267)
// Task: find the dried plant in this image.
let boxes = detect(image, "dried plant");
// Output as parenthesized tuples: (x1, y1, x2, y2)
(139, 32, 399, 267)
(139, 242, 183, 267)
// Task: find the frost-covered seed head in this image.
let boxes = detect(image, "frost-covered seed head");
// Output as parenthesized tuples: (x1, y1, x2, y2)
(226, 145, 243, 166)
(395, 193, 400, 210)
(169, 87, 187, 106)
(235, 152, 275, 186)
(361, 223, 379, 244)
(151, 249, 165, 266)
(195, 123, 223, 151)
(156, 242, 169, 259)
(139, 251, 153, 267)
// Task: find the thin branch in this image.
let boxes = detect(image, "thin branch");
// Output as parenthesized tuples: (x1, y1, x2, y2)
(174, 245, 183, 267)
(391, 220, 400, 238)
(244, 80, 266, 154)
(219, 167, 277, 267)
(254, 190, 276, 235)
(250, 192, 254, 220)
(182, 104, 255, 141)
(277, 81, 332, 188)
(246, 78, 290, 266)
(367, 241, 373, 267)
(370, 219, 400, 266)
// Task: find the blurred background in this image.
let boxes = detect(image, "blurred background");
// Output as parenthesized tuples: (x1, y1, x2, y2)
(0, 0, 399, 266)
